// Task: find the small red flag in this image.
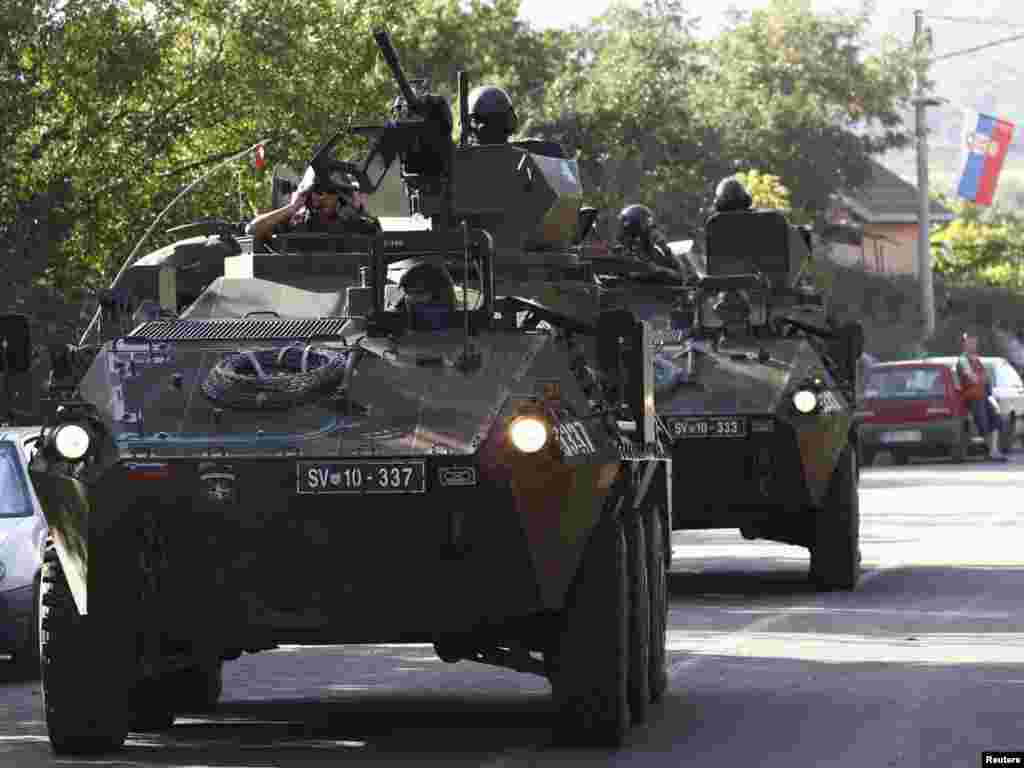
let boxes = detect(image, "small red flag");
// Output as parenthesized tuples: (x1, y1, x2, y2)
(254, 144, 266, 171)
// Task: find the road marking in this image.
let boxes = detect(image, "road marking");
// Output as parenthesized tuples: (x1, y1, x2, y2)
(709, 607, 1012, 619)
(667, 566, 892, 680)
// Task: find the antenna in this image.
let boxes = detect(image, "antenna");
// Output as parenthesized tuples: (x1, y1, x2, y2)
(1, 339, 8, 426)
(458, 71, 470, 148)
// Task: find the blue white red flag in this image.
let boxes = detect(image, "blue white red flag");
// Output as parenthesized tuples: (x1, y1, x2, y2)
(956, 109, 1015, 206)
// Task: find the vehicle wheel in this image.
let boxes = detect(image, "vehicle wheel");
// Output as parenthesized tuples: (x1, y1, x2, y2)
(128, 680, 176, 732)
(860, 447, 876, 468)
(39, 547, 129, 754)
(952, 422, 969, 463)
(810, 446, 860, 591)
(625, 514, 650, 725)
(550, 512, 630, 747)
(892, 451, 909, 466)
(165, 662, 224, 713)
(645, 503, 668, 704)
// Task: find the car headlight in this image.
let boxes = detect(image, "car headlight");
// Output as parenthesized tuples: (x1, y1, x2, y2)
(792, 390, 818, 414)
(54, 423, 91, 461)
(509, 416, 548, 454)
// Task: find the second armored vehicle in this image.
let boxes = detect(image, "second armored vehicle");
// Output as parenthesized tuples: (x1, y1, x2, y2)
(596, 204, 863, 590)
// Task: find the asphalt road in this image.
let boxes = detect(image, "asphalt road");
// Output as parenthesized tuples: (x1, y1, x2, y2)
(2, 452, 1022, 767)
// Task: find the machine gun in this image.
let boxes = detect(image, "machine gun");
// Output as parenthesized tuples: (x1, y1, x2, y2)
(332, 29, 457, 231)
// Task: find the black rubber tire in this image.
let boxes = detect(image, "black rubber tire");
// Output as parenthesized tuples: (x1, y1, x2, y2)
(645, 503, 668, 704)
(952, 421, 969, 463)
(39, 547, 129, 755)
(166, 662, 224, 713)
(810, 447, 861, 591)
(128, 683, 176, 732)
(892, 451, 909, 466)
(551, 513, 631, 747)
(625, 515, 650, 725)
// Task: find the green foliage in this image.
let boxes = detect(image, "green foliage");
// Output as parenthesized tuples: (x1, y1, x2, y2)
(700, 0, 915, 211)
(0, 0, 565, 349)
(930, 196, 1024, 288)
(528, 0, 710, 239)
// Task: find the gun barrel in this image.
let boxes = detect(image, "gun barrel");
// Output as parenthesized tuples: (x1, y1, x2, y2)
(373, 29, 420, 111)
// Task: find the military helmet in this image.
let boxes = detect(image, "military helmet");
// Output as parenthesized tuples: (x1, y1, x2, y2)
(713, 176, 753, 212)
(398, 261, 456, 308)
(619, 204, 656, 245)
(467, 85, 518, 144)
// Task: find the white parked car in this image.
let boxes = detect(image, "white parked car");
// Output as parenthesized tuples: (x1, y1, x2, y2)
(926, 356, 1024, 453)
(0, 427, 48, 669)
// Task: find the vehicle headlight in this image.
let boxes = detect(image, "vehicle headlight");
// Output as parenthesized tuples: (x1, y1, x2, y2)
(509, 416, 548, 454)
(54, 424, 91, 461)
(792, 390, 818, 414)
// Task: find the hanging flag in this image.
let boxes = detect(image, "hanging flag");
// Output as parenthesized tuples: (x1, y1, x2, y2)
(955, 110, 1015, 206)
(254, 144, 266, 171)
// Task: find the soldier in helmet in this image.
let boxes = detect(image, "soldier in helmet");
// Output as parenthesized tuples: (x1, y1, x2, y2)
(247, 160, 381, 245)
(389, 261, 458, 312)
(712, 176, 754, 213)
(466, 85, 518, 145)
(618, 204, 697, 282)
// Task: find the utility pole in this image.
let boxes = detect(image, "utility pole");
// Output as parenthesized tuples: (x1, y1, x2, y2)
(914, 9, 936, 341)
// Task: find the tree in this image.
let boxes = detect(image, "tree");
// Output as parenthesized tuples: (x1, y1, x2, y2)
(931, 197, 1024, 288)
(0, 0, 565, 351)
(528, 0, 711, 239)
(697, 0, 916, 213)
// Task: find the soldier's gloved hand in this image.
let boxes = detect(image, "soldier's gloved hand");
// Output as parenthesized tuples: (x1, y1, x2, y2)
(289, 176, 315, 212)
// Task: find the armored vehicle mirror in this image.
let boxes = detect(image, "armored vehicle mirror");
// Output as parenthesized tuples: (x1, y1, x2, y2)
(574, 207, 598, 245)
(0, 314, 31, 373)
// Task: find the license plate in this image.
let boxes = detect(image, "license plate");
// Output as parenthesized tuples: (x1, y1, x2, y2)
(880, 430, 922, 444)
(296, 460, 426, 494)
(668, 416, 747, 438)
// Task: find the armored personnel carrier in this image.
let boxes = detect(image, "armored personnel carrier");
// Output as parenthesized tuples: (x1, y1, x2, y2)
(27, 30, 671, 754)
(595, 207, 863, 591)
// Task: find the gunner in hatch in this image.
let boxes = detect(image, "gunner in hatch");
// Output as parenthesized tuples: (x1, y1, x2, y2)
(388, 261, 458, 312)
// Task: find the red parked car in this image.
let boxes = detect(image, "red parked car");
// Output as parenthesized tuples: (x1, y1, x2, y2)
(857, 360, 988, 465)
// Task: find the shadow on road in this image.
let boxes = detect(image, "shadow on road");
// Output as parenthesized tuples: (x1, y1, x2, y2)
(103, 694, 565, 765)
(669, 567, 819, 599)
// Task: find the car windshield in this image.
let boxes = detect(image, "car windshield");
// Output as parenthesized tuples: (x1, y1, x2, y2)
(0, 442, 32, 518)
(865, 367, 945, 399)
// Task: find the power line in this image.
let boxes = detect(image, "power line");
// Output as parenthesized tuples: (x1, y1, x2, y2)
(931, 31, 1024, 62)
(927, 14, 1024, 30)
